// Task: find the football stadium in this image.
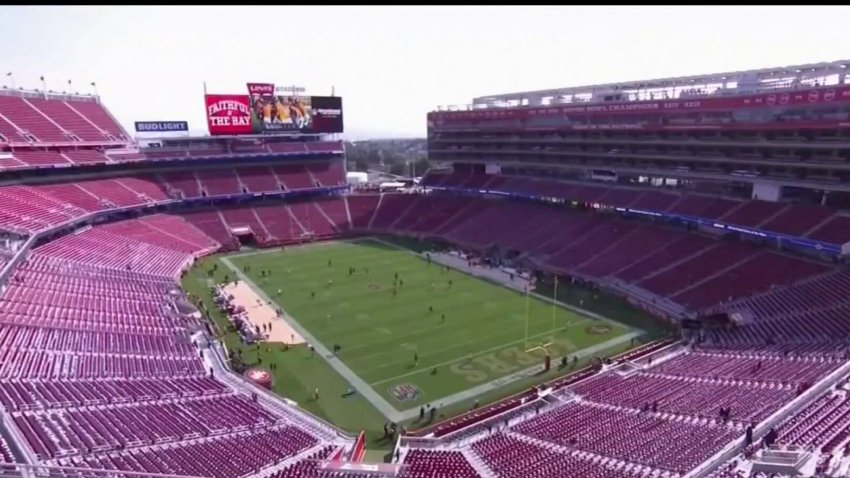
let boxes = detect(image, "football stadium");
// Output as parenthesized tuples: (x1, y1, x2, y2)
(2, 18, 850, 478)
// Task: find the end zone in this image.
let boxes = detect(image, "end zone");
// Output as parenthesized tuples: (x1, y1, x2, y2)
(222, 281, 306, 345)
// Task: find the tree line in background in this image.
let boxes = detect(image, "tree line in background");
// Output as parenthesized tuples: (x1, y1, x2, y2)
(345, 139, 431, 177)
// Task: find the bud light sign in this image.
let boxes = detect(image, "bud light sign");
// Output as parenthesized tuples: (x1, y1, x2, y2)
(134, 121, 189, 133)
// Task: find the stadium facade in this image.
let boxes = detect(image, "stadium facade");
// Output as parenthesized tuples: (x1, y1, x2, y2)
(428, 59, 850, 195)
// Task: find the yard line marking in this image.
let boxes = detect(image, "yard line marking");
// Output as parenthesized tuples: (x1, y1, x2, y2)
(332, 306, 565, 355)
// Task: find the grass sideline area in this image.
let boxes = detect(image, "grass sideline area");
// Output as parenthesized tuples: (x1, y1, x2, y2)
(183, 238, 668, 451)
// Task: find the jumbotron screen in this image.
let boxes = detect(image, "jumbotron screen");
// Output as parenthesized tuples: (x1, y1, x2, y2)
(205, 83, 343, 136)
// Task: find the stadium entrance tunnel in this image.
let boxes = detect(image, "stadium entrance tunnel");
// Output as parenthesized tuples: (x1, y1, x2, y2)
(231, 227, 260, 247)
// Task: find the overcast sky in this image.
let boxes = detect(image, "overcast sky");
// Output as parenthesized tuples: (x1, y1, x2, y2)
(1, 6, 849, 140)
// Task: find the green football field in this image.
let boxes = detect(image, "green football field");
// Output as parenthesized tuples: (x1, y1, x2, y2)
(221, 239, 634, 410)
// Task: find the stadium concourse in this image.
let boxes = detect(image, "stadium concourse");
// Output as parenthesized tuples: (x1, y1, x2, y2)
(0, 63, 848, 478)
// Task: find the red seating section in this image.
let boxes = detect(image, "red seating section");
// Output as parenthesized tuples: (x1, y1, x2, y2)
(807, 215, 850, 244)
(0, 217, 344, 474)
(0, 172, 839, 316)
(346, 195, 380, 229)
(362, 192, 833, 313)
(424, 172, 850, 245)
(0, 161, 345, 234)
(25, 98, 108, 141)
(0, 93, 129, 145)
(63, 99, 127, 139)
(0, 175, 846, 477)
(237, 166, 281, 193)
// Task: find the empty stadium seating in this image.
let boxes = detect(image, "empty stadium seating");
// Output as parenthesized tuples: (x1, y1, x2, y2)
(776, 393, 850, 452)
(0, 118, 848, 478)
(807, 215, 850, 244)
(0, 443, 10, 464)
(346, 195, 381, 229)
(355, 192, 833, 313)
(19, 394, 281, 457)
(0, 215, 350, 475)
(708, 270, 850, 343)
(237, 166, 282, 193)
(33, 228, 194, 278)
(179, 210, 239, 250)
(572, 372, 796, 423)
(0, 178, 839, 318)
(396, 341, 846, 477)
(64, 426, 318, 478)
(400, 450, 481, 478)
(0, 161, 345, 234)
(422, 172, 850, 245)
(471, 432, 654, 478)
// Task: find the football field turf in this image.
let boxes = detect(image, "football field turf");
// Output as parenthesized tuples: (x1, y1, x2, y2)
(225, 239, 635, 412)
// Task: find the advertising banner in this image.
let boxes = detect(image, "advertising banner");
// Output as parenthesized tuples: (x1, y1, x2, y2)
(205, 94, 253, 135)
(247, 83, 275, 96)
(134, 121, 189, 133)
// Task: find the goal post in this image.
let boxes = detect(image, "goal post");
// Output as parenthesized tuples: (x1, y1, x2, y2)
(523, 276, 559, 354)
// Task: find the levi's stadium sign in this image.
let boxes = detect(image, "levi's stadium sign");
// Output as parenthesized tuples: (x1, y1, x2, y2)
(247, 83, 275, 96)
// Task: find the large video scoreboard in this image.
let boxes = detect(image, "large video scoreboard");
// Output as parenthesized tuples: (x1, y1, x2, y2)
(205, 82, 343, 136)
